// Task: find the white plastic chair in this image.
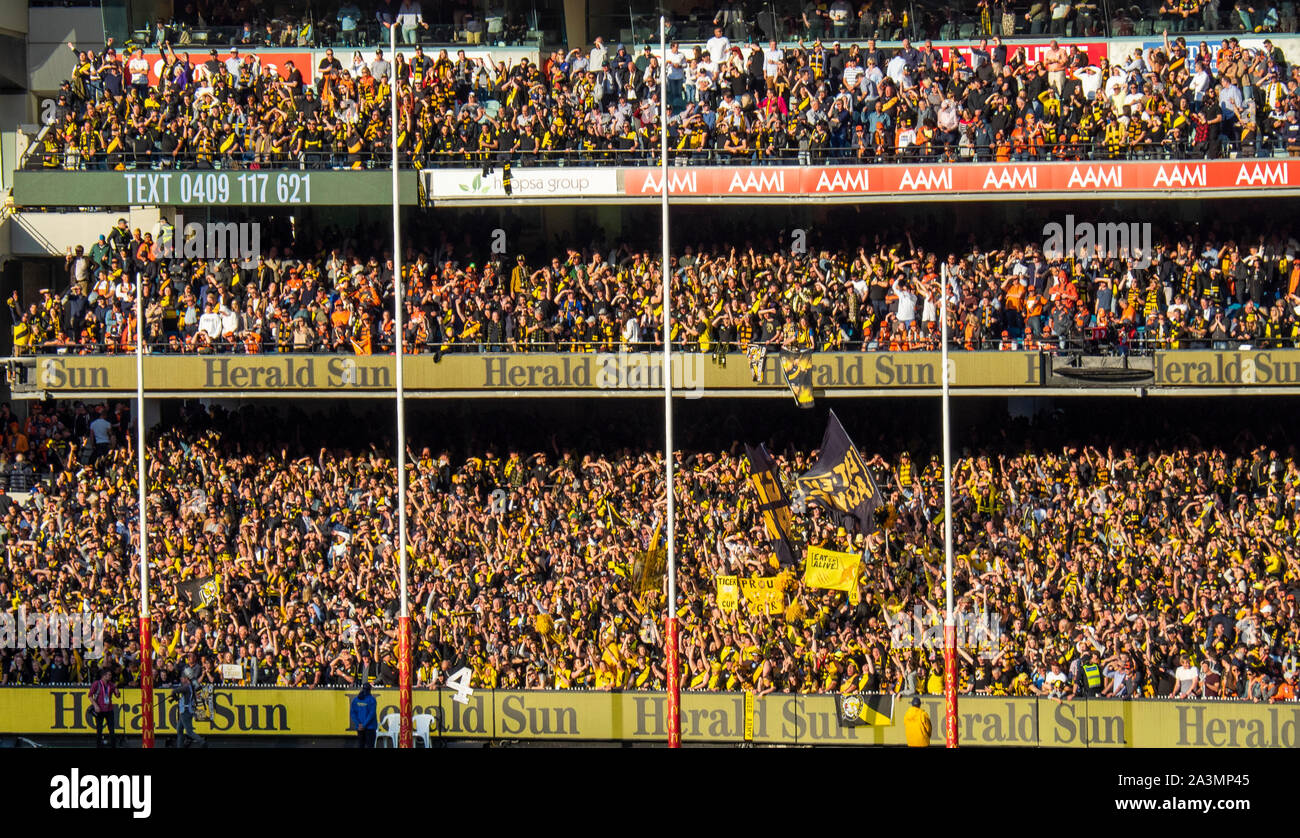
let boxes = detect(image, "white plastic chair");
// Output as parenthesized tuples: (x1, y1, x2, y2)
(413, 713, 436, 748)
(374, 713, 400, 748)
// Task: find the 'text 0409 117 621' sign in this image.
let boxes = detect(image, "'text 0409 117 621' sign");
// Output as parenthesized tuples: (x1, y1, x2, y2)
(123, 172, 314, 205)
(12, 171, 411, 207)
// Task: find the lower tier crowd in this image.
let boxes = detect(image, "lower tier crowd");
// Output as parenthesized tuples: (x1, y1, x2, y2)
(0, 399, 1296, 701)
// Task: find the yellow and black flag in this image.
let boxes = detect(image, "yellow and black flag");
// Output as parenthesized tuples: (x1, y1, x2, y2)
(780, 347, 814, 408)
(744, 443, 799, 566)
(179, 575, 221, 612)
(795, 410, 883, 533)
(746, 344, 768, 382)
(417, 172, 430, 208)
(595, 492, 629, 529)
(836, 693, 895, 726)
(630, 523, 667, 594)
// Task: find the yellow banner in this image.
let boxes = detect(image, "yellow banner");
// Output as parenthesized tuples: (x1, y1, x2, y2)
(738, 576, 786, 615)
(630, 528, 667, 595)
(716, 575, 739, 613)
(803, 546, 861, 593)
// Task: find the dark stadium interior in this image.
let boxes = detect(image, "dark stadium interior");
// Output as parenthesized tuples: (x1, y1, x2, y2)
(417, 197, 1300, 258)
(109, 196, 1300, 263)
(139, 392, 1300, 459)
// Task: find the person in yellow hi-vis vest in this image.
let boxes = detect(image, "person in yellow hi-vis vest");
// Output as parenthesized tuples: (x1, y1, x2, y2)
(904, 696, 932, 747)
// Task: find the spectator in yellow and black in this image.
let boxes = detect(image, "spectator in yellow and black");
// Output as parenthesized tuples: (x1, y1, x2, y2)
(6, 292, 35, 355)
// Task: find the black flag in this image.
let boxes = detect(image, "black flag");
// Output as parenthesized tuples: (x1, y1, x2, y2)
(795, 410, 883, 532)
(744, 443, 799, 566)
(779, 347, 814, 408)
(179, 575, 220, 611)
(836, 693, 895, 726)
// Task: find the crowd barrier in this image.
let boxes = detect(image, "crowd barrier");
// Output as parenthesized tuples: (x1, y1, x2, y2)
(15, 159, 1300, 208)
(3, 687, 1297, 746)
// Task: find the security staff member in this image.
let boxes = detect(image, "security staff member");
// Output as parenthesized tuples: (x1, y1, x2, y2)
(1077, 651, 1103, 697)
(904, 696, 932, 747)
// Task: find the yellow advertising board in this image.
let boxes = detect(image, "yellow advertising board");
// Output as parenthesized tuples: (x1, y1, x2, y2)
(3, 688, 1292, 746)
(905, 696, 1300, 748)
(21, 351, 1041, 395)
(1152, 350, 1300, 386)
(40, 351, 1300, 393)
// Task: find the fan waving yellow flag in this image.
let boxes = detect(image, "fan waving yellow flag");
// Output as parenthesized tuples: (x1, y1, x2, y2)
(803, 546, 862, 604)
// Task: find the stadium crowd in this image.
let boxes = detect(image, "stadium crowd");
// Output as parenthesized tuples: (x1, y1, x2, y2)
(30, 31, 1300, 171)
(0, 399, 1297, 703)
(83, 0, 1300, 52)
(131, 0, 533, 49)
(17, 220, 1300, 355)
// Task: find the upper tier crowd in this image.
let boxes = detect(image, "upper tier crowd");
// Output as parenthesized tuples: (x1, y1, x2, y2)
(14, 221, 1300, 355)
(87, 0, 1300, 52)
(0, 399, 1296, 704)
(28, 29, 1300, 171)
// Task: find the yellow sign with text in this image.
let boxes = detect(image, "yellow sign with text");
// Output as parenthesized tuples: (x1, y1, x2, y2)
(22, 351, 1042, 395)
(716, 575, 740, 613)
(803, 546, 861, 594)
(1153, 350, 1300, 387)
(2, 689, 1294, 746)
(738, 576, 787, 615)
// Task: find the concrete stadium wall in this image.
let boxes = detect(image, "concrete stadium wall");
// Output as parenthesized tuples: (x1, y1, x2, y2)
(28, 8, 104, 96)
(10, 208, 162, 260)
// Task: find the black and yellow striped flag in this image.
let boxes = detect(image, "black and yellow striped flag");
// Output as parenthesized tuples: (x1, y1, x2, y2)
(837, 693, 895, 726)
(780, 347, 814, 408)
(744, 443, 798, 567)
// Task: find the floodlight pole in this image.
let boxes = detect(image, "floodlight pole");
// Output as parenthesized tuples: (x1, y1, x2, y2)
(391, 21, 413, 750)
(940, 263, 958, 749)
(660, 15, 681, 749)
(136, 269, 153, 749)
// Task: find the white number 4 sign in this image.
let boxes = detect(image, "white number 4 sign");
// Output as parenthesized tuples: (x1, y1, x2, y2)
(446, 666, 474, 705)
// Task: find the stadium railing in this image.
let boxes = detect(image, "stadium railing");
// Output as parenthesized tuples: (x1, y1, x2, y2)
(17, 336, 1295, 357)
(23, 139, 1299, 172)
(105, 6, 1300, 50)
